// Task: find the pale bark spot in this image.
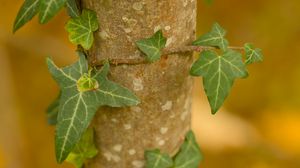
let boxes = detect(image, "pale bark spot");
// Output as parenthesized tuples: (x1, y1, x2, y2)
(132, 2, 143, 11)
(181, 110, 189, 121)
(122, 17, 137, 28)
(164, 25, 171, 31)
(133, 78, 143, 91)
(103, 152, 113, 161)
(160, 127, 168, 134)
(183, 0, 188, 7)
(99, 30, 110, 40)
(158, 140, 165, 146)
(161, 101, 172, 111)
(122, 16, 129, 22)
(128, 19, 138, 27)
(103, 151, 120, 162)
(124, 28, 132, 33)
(155, 136, 166, 146)
(131, 106, 142, 112)
(132, 160, 145, 168)
(166, 36, 174, 47)
(128, 149, 136, 155)
(184, 98, 190, 109)
(113, 144, 123, 152)
(124, 124, 132, 130)
(111, 118, 118, 123)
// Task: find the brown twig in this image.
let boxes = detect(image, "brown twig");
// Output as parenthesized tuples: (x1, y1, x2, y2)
(95, 45, 244, 66)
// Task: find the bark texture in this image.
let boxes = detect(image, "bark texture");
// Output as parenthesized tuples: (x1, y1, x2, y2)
(81, 0, 197, 167)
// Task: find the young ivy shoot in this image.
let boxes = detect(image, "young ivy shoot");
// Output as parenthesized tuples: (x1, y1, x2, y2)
(13, 0, 263, 167)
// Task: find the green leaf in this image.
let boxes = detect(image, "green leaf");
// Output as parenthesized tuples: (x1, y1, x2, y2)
(173, 131, 202, 168)
(39, 0, 67, 24)
(192, 23, 229, 51)
(47, 52, 140, 163)
(46, 92, 61, 125)
(65, 9, 99, 50)
(136, 30, 167, 62)
(66, 128, 98, 168)
(145, 149, 173, 168)
(13, 0, 40, 33)
(244, 43, 263, 65)
(66, 0, 80, 18)
(190, 50, 247, 114)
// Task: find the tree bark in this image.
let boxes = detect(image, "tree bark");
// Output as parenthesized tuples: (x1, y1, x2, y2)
(81, 0, 197, 167)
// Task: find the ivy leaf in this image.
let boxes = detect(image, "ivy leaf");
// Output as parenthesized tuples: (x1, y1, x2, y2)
(66, 0, 80, 18)
(190, 50, 247, 114)
(66, 128, 98, 168)
(244, 43, 263, 65)
(39, 0, 67, 24)
(192, 23, 229, 51)
(173, 131, 202, 168)
(47, 52, 140, 163)
(13, 0, 40, 33)
(136, 30, 167, 62)
(145, 149, 173, 168)
(65, 9, 99, 50)
(46, 92, 61, 125)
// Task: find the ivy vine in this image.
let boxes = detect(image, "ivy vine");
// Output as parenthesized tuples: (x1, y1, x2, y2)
(13, 0, 263, 167)
(145, 131, 202, 168)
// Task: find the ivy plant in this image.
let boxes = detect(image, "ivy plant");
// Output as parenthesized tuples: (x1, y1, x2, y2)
(145, 131, 202, 168)
(192, 23, 228, 51)
(13, 0, 263, 167)
(136, 30, 167, 62)
(65, 9, 98, 50)
(244, 43, 264, 65)
(136, 23, 263, 114)
(47, 52, 140, 162)
(190, 50, 248, 114)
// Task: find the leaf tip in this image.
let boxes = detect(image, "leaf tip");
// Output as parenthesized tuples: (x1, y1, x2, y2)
(46, 57, 53, 65)
(55, 140, 70, 164)
(55, 146, 64, 164)
(211, 108, 218, 115)
(38, 15, 47, 24)
(56, 156, 64, 164)
(12, 25, 18, 34)
(134, 98, 141, 105)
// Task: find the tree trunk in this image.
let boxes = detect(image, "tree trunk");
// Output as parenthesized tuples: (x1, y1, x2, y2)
(81, 0, 197, 167)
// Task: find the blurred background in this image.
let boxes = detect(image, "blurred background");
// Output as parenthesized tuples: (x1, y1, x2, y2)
(1, 0, 300, 167)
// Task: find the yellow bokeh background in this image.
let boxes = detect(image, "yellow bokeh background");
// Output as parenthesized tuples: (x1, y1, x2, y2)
(0, 0, 300, 167)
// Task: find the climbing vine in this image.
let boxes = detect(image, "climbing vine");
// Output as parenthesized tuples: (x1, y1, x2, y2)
(13, 0, 263, 167)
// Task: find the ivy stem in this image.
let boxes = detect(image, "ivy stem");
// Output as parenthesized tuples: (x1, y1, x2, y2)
(164, 45, 244, 55)
(95, 45, 244, 66)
